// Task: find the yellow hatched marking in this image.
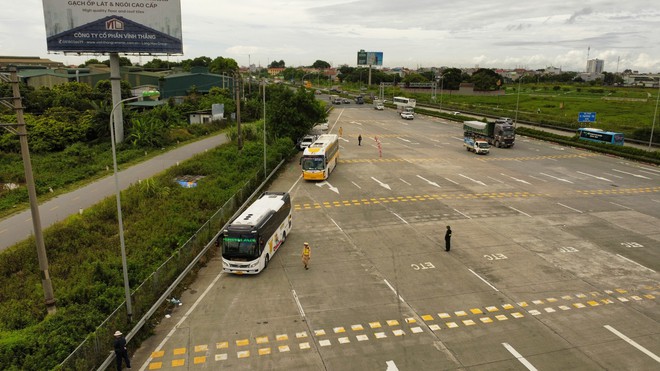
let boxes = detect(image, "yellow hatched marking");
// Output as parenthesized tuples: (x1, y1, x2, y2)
(375, 332, 388, 338)
(171, 359, 185, 367)
(576, 293, 587, 298)
(446, 322, 458, 328)
(236, 339, 249, 347)
(148, 362, 162, 370)
(215, 354, 227, 361)
(495, 315, 508, 321)
(278, 345, 290, 352)
(587, 301, 599, 306)
(296, 331, 308, 338)
(561, 295, 573, 300)
(470, 308, 483, 315)
(258, 348, 271, 356)
(547, 298, 558, 303)
(518, 302, 528, 307)
(511, 312, 524, 319)
(193, 356, 206, 364)
(387, 320, 400, 326)
(276, 334, 288, 341)
(369, 321, 382, 329)
(601, 299, 614, 304)
(573, 303, 586, 308)
(173, 348, 186, 355)
(438, 312, 451, 319)
(631, 296, 642, 301)
(480, 317, 493, 324)
(151, 351, 164, 358)
(194, 344, 208, 352)
(421, 315, 434, 321)
(315, 329, 326, 336)
(237, 350, 250, 359)
(532, 300, 544, 305)
(334, 327, 346, 333)
(455, 311, 467, 317)
(405, 318, 416, 324)
(463, 319, 476, 326)
(299, 342, 311, 350)
(393, 329, 405, 336)
(351, 324, 365, 331)
(216, 341, 228, 349)
(644, 294, 655, 299)
(256, 336, 269, 344)
(486, 306, 499, 312)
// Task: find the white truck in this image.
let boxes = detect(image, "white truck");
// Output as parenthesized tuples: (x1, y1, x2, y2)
(464, 136, 490, 154)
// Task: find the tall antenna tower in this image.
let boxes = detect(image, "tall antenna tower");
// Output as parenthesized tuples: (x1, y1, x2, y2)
(616, 56, 620, 73)
(586, 46, 590, 72)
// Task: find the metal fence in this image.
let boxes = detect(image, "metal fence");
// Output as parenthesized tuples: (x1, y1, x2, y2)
(58, 157, 286, 371)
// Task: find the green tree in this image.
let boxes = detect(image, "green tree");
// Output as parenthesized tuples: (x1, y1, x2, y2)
(269, 60, 286, 68)
(470, 68, 503, 90)
(209, 57, 239, 74)
(311, 60, 331, 69)
(265, 85, 325, 141)
(440, 68, 464, 90)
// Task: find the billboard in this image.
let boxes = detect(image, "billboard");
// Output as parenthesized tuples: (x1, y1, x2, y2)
(357, 50, 383, 66)
(42, 0, 183, 54)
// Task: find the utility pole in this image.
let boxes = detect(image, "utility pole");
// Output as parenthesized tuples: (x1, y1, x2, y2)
(0, 68, 57, 314)
(235, 72, 243, 150)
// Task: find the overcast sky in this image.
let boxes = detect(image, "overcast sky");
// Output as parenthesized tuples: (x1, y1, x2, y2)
(2, 0, 659, 72)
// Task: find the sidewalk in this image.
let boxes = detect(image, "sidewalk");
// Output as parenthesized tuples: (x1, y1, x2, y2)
(0, 133, 229, 251)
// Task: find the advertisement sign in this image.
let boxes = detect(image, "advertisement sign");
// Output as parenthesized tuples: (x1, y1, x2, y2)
(42, 0, 183, 54)
(357, 50, 383, 66)
(578, 112, 596, 122)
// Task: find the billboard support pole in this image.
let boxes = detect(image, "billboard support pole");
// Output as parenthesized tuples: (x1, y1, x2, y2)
(110, 53, 124, 143)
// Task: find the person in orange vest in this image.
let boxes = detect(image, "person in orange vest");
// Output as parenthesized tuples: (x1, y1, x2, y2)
(302, 242, 311, 270)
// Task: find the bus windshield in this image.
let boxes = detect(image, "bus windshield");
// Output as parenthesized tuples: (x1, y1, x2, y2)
(223, 234, 259, 260)
(301, 156, 325, 171)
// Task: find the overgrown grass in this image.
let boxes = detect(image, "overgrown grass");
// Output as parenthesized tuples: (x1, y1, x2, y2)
(0, 135, 295, 370)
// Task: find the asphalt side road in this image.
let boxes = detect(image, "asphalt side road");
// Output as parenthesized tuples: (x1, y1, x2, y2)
(0, 133, 229, 251)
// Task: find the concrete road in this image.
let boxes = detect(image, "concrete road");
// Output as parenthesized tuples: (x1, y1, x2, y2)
(132, 105, 659, 370)
(0, 133, 229, 251)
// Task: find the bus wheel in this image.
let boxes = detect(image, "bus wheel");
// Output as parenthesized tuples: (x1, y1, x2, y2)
(264, 255, 270, 269)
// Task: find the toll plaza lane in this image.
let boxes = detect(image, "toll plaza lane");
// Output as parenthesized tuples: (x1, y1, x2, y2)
(133, 106, 659, 370)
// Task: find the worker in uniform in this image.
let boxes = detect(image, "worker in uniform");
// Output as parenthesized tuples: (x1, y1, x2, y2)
(302, 242, 311, 270)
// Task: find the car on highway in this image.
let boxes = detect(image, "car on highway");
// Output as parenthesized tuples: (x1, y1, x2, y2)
(400, 111, 414, 120)
(374, 103, 384, 110)
(298, 135, 318, 150)
(315, 121, 329, 131)
(342, 98, 351, 104)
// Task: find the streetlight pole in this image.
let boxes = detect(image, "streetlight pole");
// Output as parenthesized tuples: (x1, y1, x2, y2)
(439, 75, 444, 111)
(649, 81, 660, 150)
(109, 91, 159, 322)
(263, 79, 267, 178)
(514, 75, 524, 125)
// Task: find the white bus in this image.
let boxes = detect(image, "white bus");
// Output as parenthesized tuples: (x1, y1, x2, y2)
(221, 192, 292, 274)
(301, 134, 339, 180)
(393, 96, 416, 108)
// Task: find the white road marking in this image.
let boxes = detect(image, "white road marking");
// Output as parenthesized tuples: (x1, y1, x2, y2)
(351, 181, 362, 189)
(399, 178, 411, 185)
(0, 229, 6, 235)
(616, 254, 655, 273)
(292, 290, 306, 318)
(612, 169, 651, 179)
(453, 208, 472, 219)
(500, 173, 531, 185)
(24, 218, 32, 223)
(557, 203, 583, 213)
(417, 175, 441, 188)
(540, 172, 574, 183)
(468, 269, 499, 292)
(392, 213, 409, 225)
(577, 171, 612, 182)
(458, 174, 486, 186)
(139, 271, 225, 371)
(288, 175, 303, 194)
(603, 172, 624, 179)
(638, 166, 660, 174)
(371, 177, 392, 190)
(386, 360, 400, 371)
(604, 325, 660, 363)
(339, 137, 350, 142)
(638, 169, 658, 176)
(487, 176, 505, 184)
(451, 136, 463, 141)
(397, 137, 411, 143)
(330, 217, 343, 233)
(508, 206, 532, 217)
(443, 177, 459, 185)
(316, 181, 339, 194)
(50, 206, 59, 211)
(383, 279, 406, 303)
(502, 343, 538, 371)
(609, 202, 632, 210)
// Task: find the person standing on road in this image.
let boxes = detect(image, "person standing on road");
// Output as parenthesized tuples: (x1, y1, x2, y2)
(302, 242, 311, 269)
(358, 134, 362, 146)
(444, 226, 452, 252)
(113, 330, 131, 370)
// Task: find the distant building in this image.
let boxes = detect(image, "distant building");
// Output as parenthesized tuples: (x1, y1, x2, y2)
(0, 56, 64, 69)
(586, 59, 604, 74)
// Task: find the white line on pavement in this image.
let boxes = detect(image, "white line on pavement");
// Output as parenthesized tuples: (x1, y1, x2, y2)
(351, 181, 362, 189)
(612, 168, 651, 179)
(616, 254, 655, 273)
(609, 202, 632, 210)
(502, 343, 538, 371)
(292, 290, 306, 318)
(386, 360, 400, 371)
(508, 206, 532, 217)
(453, 208, 471, 219)
(383, 279, 406, 303)
(468, 269, 499, 291)
(557, 203, 583, 213)
(444, 177, 459, 185)
(392, 213, 409, 225)
(603, 325, 660, 363)
(399, 178, 411, 185)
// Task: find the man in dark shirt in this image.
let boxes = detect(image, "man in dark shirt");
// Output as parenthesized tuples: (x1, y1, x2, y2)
(445, 226, 452, 252)
(113, 330, 131, 370)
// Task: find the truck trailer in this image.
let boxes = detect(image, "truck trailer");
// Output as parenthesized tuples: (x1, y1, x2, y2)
(463, 120, 515, 148)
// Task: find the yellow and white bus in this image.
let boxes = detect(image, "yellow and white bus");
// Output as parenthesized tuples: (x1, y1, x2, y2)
(301, 134, 339, 180)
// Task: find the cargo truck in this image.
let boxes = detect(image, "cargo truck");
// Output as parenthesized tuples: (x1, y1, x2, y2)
(463, 120, 515, 148)
(464, 136, 490, 154)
